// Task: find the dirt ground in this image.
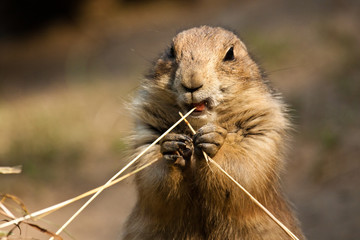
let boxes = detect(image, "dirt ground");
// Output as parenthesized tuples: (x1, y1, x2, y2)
(0, 0, 359, 239)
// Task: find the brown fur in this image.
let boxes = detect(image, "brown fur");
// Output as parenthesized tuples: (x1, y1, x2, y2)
(122, 26, 305, 239)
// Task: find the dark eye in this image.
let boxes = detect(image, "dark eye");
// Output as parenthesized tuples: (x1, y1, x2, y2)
(168, 45, 175, 59)
(223, 47, 235, 61)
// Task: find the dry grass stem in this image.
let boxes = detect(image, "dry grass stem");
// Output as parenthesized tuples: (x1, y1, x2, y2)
(1, 194, 29, 216)
(0, 158, 159, 230)
(48, 107, 196, 239)
(179, 113, 299, 240)
(209, 160, 299, 240)
(0, 199, 63, 239)
(0, 202, 16, 219)
(0, 166, 22, 174)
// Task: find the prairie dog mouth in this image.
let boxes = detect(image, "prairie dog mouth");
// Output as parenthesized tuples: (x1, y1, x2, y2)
(189, 100, 210, 116)
(192, 101, 207, 112)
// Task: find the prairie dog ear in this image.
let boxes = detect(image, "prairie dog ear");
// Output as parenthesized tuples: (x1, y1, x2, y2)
(235, 39, 248, 57)
(239, 39, 248, 51)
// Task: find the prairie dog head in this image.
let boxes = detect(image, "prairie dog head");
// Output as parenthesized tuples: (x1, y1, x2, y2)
(151, 26, 261, 127)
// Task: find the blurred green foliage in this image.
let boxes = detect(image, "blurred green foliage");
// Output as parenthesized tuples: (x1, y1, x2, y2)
(248, 34, 290, 65)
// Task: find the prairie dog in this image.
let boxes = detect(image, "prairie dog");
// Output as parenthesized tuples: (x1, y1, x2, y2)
(123, 26, 304, 239)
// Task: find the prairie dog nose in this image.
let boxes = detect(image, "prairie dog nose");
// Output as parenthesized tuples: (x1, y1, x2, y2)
(181, 72, 204, 92)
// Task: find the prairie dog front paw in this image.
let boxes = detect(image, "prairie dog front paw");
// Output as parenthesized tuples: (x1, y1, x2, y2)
(160, 133, 193, 167)
(194, 124, 227, 158)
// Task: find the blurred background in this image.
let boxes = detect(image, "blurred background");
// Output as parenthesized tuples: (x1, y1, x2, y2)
(0, 0, 359, 239)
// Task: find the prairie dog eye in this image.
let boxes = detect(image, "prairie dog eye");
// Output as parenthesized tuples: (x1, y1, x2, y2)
(223, 46, 235, 61)
(168, 45, 176, 59)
